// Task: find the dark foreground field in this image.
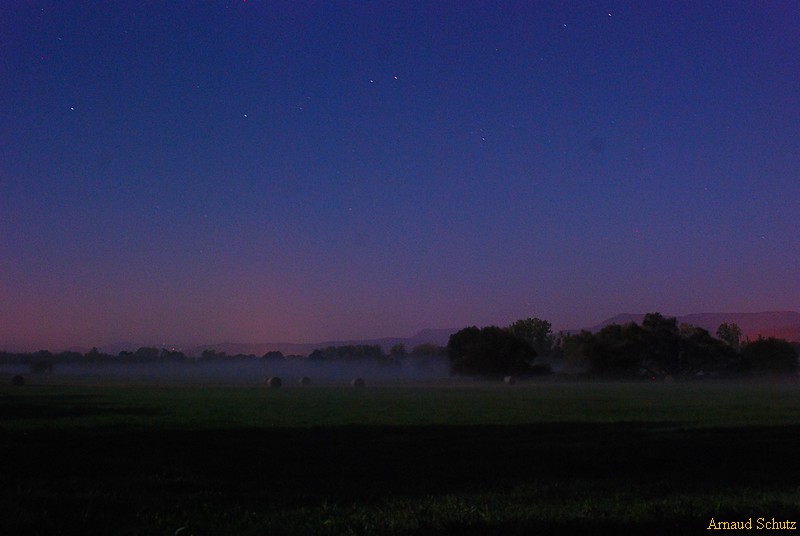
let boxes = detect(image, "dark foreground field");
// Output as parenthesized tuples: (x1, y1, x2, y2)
(1, 380, 799, 535)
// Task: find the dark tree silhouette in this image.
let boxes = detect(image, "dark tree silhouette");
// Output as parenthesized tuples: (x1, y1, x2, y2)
(447, 326, 536, 376)
(309, 345, 385, 361)
(410, 343, 445, 357)
(742, 337, 798, 374)
(641, 312, 682, 374)
(716, 322, 743, 350)
(508, 317, 554, 356)
(679, 324, 740, 374)
(584, 322, 646, 377)
(389, 343, 407, 358)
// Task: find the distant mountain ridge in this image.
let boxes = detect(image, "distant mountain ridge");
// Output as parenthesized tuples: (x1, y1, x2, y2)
(588, 311, 800, 342)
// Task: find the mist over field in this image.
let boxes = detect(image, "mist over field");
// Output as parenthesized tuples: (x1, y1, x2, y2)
(12, 357, 451, 386)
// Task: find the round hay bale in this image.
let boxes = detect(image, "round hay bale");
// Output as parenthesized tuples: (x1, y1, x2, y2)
(265, 376, 282, 388)
(663, 375, 675, 384)
(11, 375, 25, 387)
(351, 377, 365, 388)
(299, 376, 311, 387)
(503, 376, 516, 385)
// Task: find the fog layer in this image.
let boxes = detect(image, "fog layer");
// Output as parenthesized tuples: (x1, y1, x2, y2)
(11, 357, 451, 386)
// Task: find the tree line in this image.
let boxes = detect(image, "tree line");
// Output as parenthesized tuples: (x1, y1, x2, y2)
(447, 313, 799, 378)
(0, 342, 448, 375)
(0, 347, 285, 372)
(308, 343, 445, 362)
(3, 314, 797, 380)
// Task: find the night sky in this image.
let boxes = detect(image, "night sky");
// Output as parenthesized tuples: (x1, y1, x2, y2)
(2, 1, 799, 351)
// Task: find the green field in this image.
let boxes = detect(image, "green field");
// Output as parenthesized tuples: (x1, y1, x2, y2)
(2, 379, 800, 535)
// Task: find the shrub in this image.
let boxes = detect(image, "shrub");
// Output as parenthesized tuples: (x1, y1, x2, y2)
(742, 338, 798, 374)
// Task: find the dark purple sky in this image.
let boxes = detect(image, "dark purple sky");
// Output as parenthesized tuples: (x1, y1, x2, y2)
(2, 1, 798, 351)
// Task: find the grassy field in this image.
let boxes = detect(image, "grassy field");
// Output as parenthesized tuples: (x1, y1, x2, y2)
(1, 379, 800, 534)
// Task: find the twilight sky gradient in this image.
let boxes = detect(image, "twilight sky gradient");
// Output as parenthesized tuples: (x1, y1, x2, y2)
(2, 1, 799, 351)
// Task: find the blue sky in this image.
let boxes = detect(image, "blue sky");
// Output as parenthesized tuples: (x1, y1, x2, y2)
(1, 1, 798, 350)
